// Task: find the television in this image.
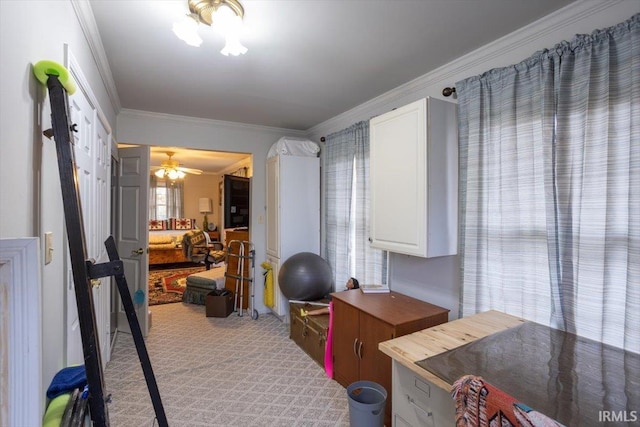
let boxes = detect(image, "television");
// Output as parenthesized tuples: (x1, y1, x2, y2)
(223, 175, 250, 229)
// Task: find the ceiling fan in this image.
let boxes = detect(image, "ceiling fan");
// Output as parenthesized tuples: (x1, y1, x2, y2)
(152, 151, 203, 179)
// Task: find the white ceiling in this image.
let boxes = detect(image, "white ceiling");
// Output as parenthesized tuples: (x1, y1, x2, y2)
(89, 0, 574, 132)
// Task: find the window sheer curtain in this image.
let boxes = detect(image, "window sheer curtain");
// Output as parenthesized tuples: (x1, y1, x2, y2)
(324, 121, 387, 288)
(149, 175, 185, 220)
(458, 14, 639, 352)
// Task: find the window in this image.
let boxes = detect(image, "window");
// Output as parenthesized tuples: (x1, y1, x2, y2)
(149, 176, 184, 220)
(324, 121, 387, 287)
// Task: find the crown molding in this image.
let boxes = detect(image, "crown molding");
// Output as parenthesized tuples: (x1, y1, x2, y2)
(70, 0, 121, 114)
(306, 0, 629, 138)
(119, 108, 307, 136)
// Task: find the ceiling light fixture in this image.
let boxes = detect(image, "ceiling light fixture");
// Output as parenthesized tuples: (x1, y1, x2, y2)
(154, 166, 186, 180)
(173, 0, 248, 56)
(153, 151, 204, 180)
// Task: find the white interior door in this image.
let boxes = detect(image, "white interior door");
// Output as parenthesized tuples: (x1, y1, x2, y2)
(116, 146, 150, 336)
(65, 84, 93, 367)
(63, 49, 113, 367)
(265, 156, 279, 258)
(94, 118, 111, 363)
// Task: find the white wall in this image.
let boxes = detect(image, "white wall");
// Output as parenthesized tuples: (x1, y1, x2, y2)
(182, 173, 219, 224)
(116, 109, 306, 313)
(0, 0, 117, 408)
(306, 1, 639, 320)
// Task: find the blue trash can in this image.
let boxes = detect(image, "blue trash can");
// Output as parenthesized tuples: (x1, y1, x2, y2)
(347, 381, 387, 427)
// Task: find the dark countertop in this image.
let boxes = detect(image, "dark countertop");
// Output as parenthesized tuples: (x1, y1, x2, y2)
(416, 321, 640, 426)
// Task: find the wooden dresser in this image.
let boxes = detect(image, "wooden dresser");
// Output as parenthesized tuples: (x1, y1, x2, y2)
(331, 290, 449, 427)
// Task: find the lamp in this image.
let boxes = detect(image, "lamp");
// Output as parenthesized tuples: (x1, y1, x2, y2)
(173, 0, 248, 56)
(199, 197, 213, 231)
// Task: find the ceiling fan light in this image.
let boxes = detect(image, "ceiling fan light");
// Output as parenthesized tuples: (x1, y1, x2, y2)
(167, 169, 180, 180)
(173, 13, 203, 47)
(155, 169, 166, 178)
(177, 170, 186, 179)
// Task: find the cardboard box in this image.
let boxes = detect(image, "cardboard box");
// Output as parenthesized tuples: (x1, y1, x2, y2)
(206, 290, 234, 318)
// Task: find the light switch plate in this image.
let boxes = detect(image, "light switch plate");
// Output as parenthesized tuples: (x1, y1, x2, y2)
(44, 232, 53, 265)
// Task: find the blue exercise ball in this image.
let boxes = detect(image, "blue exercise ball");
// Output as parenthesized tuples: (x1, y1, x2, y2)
(279, 252, 333, 300)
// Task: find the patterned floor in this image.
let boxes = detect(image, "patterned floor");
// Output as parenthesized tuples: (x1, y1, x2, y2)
(148, 266, 205, 305)
(104, 303, 350, 426)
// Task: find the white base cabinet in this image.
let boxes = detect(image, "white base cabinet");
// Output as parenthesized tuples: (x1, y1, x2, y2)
(392, 361, 455, 427)
(369, 97, 458, 258)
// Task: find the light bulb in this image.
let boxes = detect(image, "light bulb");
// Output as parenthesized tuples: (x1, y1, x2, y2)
(177, 170, 186, 179)
(221, 35, 248, 56)
(173, 14, 203, 47)
(213, 5, 241, 34)
(167, 169, 179, 180)
(155, 169, 165, 178)
(214, 5, 247, 56)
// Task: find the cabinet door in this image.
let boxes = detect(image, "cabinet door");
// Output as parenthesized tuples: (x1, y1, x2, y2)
(359, 312, 395, 427)
(332, 299, 360, 388)
(370, 98, 427, 257)
(265, 156, 279, 257)
(370, 98, 458, 258)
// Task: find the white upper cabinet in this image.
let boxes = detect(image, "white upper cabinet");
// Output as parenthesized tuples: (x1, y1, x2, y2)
(369, 97, 458, 258)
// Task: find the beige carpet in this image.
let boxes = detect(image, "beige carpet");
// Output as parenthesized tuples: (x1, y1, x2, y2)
(104, 303, 350, 426)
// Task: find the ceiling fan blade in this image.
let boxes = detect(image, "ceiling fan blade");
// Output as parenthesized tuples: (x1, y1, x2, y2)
(177, 166, 203, 175)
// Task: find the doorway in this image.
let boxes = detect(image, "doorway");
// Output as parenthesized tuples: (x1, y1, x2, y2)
(118, 145, 252, 321)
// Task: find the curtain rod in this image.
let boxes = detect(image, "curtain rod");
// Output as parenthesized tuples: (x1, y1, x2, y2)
(442, 87, 456, 97)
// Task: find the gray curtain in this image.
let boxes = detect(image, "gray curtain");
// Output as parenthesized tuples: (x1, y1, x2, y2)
(458, 46, 557, 326)
(324, 121, 387, 288)
(553, 15, 639, 349)
(458, 14, 639, 352)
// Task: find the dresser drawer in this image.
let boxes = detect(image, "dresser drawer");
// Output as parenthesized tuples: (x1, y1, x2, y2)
(392, 361, 455, 427)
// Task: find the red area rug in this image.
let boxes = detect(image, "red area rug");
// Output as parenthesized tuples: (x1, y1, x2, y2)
(148, 266, 205, 305)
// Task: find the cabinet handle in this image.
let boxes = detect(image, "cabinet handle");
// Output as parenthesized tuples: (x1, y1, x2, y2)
(406, 395, 432, 418)
(353, 338, 359, 357)
(358, 341, 363, 359)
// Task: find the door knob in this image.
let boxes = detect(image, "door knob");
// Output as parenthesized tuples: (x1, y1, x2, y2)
(132, 248, 144, 255)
